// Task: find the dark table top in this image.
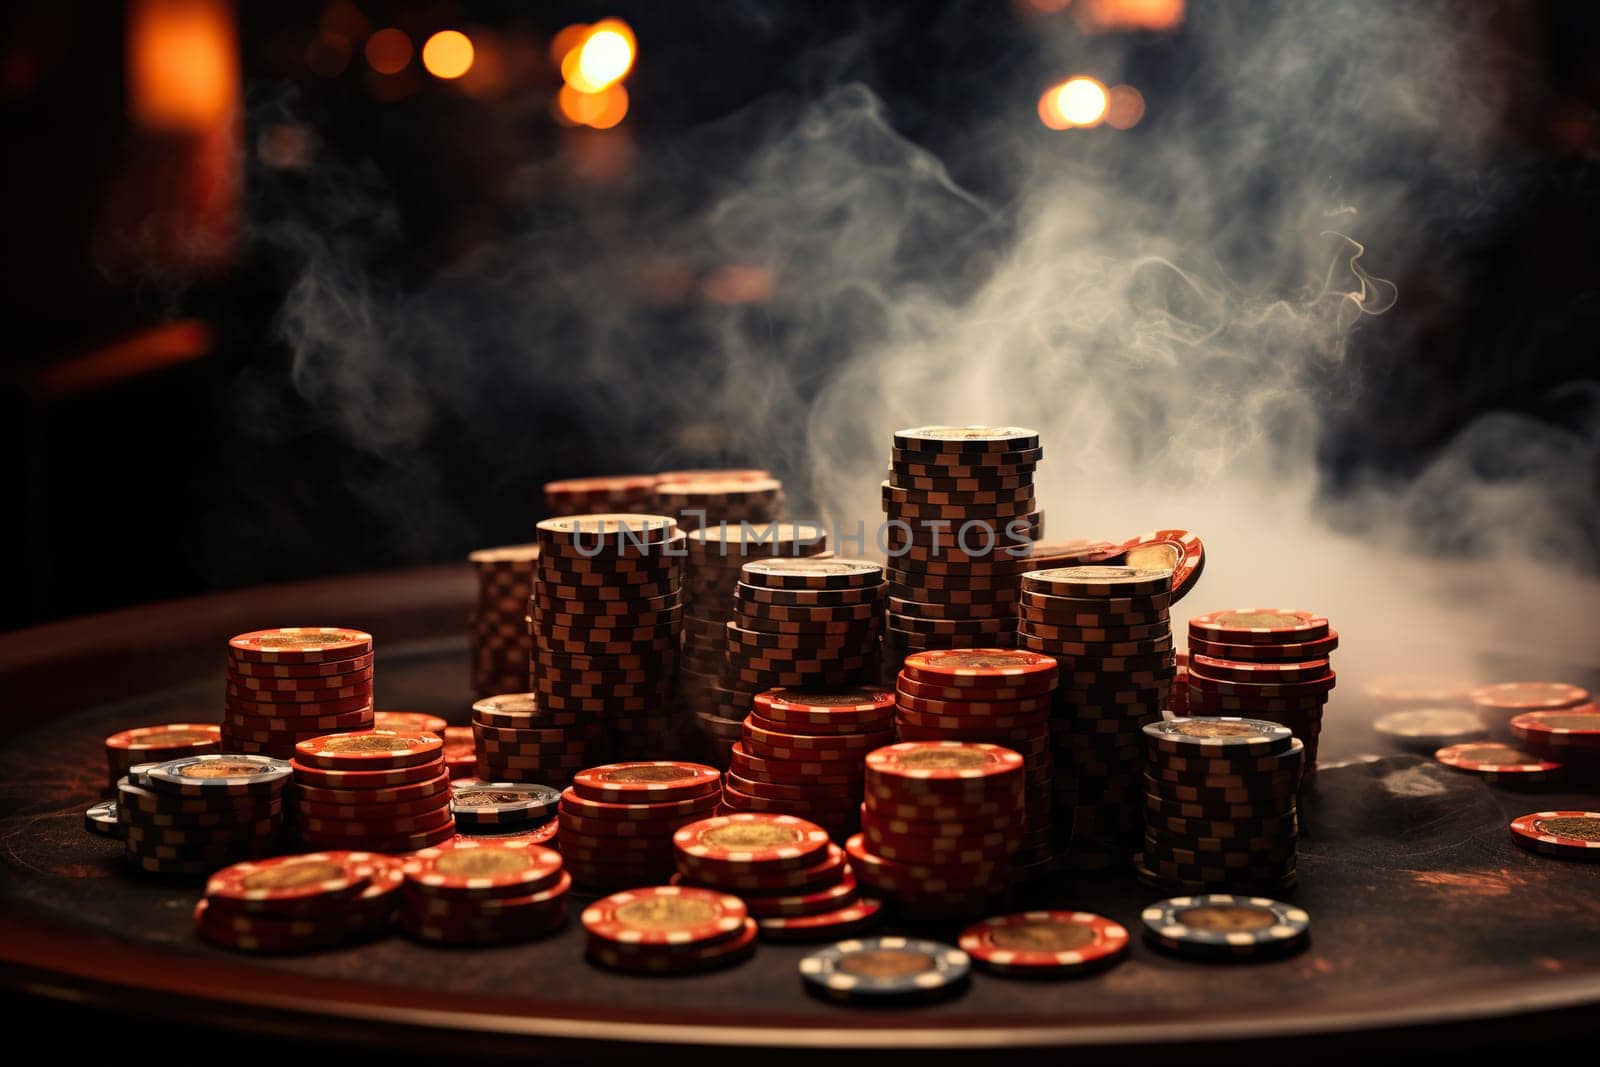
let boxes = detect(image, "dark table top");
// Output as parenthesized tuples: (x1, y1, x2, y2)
(0, 567, 1597, 1059)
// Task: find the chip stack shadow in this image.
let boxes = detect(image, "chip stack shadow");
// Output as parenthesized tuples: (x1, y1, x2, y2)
(881, 427, 1044, 675)
(678, 522, 830, 767)
(530, 515, 686, 759)
(468, 545, 539, 699)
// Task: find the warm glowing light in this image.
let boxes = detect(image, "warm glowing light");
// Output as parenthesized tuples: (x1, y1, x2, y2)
(1054, 77, 1108, 127)
(1037, 87, 1069, 130)
(128, 0, 238, 129)
(1106, 84, 1145, 129)
(557, 83, 629, 129)
(550, 24, 590, 66)
(561, 18, 635, 92)
(702, 265, 775, 306)
(1079, 0, 1184, 32)
(422, 29, 474, 79)
(587, 84, 629, 129)
(364, 27, 412, 74)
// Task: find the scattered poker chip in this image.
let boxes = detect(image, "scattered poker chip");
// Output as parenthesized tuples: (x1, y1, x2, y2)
(581, 885, 748, 946)
(1469, 681, 1590, 712)
(1187, 609, 1329, 646)
(450, 781, 561, 826)
(799, 937, 971, 1003)
(372, 711, 449, 734)
(294, 730, 444, 771)
(1373, 708, 1488, 751)
(1508, 812, 1600, 860)
(84, 800, 123, 838)
(1434, 742, 1562, 784)
(1509, 707, 1600, 750)
(1142, 718, 1295, 758)
(572, 762, 722, 803)
(1114, 529, 1205, 605)
(143, 755, 293, 797)
(959, 911, 1130, 977)
(228, 627, 373, 664)
(674, 814, 831, 871)
(1141, 895, 1310, 960)
(756, 898, 885, 942)
(105, 724, 222, 756)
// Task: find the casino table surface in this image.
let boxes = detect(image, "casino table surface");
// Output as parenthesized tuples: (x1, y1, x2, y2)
(1, 565, 1596, 1061)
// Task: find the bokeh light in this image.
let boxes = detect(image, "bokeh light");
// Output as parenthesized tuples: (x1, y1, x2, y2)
(364, 28, 411, 75)
(421, 30, 474, 80)
(557, 82, 629, 129)
(576, 29, 634, 89)
(1106, 84, 1145, 129)
(1057, 77, 1109, 126)
(1079, 0, 1185, 32)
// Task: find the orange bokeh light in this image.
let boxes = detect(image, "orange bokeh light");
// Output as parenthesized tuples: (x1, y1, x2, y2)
(558, 82, 629, 129)
(1039, 76, 1109, 130)
(1106, 84, 1145, 129)
(558, 18, 635, 93)
(422, 29, 474, 80)
(128, 0, 238, 129)
(1079, 0, 1184, 32)
(364, 27, 412, 75)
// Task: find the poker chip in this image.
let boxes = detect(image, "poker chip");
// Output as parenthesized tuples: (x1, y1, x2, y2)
(84, 800, 123, 839)
(1143, 718, 1295, 757)
(1508, 811, 1600, 860)
(586, 916, 758, 974)
(1510, 706, 1600, 751)
(1188, 609, 1329, 646)
(799, 937, 971, 1003)
(104, 724, 222, 790)
(572, 762, 721, 803)
(674, 814, 831, 872)
(959, 911, 1130, 977)
(205, 852, 379, 913)
(582, 885, 748, 947)
(119, 761, 291, 878)
(295, 730, 443, 771)
(756, 899, 885, 942)
(1113, 529, 1205, 605)
(450, 781, 560, 827)
(559, 776, 723, 888)
(1469, 681, 1590, 712)
(400, 841, 571, 944)
(1141, 895, 1310, 960)
(143, 755, 293, 797)
(1374, 708, 1487, 751)
(403, 839, 565, 897)
(228, 627, 373, 664)
(543, 474, 659, 515)
(469, 543, 539, 698)
(1434, 743, 1562, 785)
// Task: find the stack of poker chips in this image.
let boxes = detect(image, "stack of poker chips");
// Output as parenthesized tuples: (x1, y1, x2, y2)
(557, 761, 723, 888)
(725, 687, 896, 838)
(723, 558, 885, 716)
(543, 474, 659, 517)
(880, 427, 1044, 669)
(118, 754, 290, 878)
(1018, 566, 1175, 866)
(1184, 609, 1339, 774)
(468, 544, 539, 698)
(1139, 718, 1303, 892)
(195, 851, 402, 953)
(104, 724, 220, 793)
(892, 650, 1058, 879)
(653, 474, 784, 532)
(448, 778, 560, 837)
(471, 692, 603, 786)
(288, 731, 454, 853)
(582, 885, 757, 974)
(531, 514, 685, 758)
(1470, 681, 1591, 738)
(678, 522, 829, 765)
(222, 628, 376, 760)
(672, 813, 882, 942)
(400, 839, 571, 944)
(1171, 652, 1191, 715)
(850, 741, 1025, 920)
(1140, 894, 1310, 961)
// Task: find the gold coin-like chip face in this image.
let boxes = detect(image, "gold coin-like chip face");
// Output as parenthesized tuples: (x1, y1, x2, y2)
(929, 650, 1032, 670)
(1536, 815, 1600, 842)
(243, 859, 344, 891)
(1534, 714, 1600, 730)
(322, 732, 424, 754)
(1461, 744, 1536, 765)
(990, 920, 1095, 952)
(454, 788, 534, 808)
(603, 764, 701, 784)
(478, 694, 538, 714)
(840, 949, 937, 978)
(182, 760, 270, 780)
(1177, 903, 1275, 933)
(1173, 720, 1268, 740)
(133, 728, 216, 747)
(1211, 610, 1304, 629)
(615, 896, 718, 930)
(436, 848, 535, 878)
(898, 747, 990, 773)
(775, 688, 884, 707)
(1124, 544, 1180, 574)
(701, 823, 800, 850)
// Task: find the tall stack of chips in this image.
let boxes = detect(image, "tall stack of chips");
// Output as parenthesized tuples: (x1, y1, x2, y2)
(289, 731, 454, 853)
(677, 522, 829, 765)
(880, 427, 1044, 672)
(558, 761, 722, 888)
(119, 754, 290, 878)
(468, 545, 539, 698)
(196, 851, 402, 953)
(104, 724, 221, 793)
(543, 474, 659, 517)
(222, 628, 375, 760)
(1139, 718, 1302, 892)
(726, 687, 895, 839)
(850, 741, 1024, 920)
(892, 650, 1058, 879)
(1184, 609, 1339, 774)
(531, 515, 685, 759)
(653, 473, 783, 533)
(672, 813, 882, 942)
(1018, 567, 1175, 867)
(471, 692, 603, 786)
(400, 839, 570, 945)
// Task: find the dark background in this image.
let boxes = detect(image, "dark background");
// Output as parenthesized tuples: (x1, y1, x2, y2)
(3, 0, 1598, 631)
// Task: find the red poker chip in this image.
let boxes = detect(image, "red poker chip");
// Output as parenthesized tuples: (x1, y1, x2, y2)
(295, 731, 444, 771)
(403, 839, 564, 898)
(581, 886, 748, 947)
(557, 810, 697, 839)
(900, 649, 1059, 689)
(405, 869, 572, 923)
(741, 720, 887, 753)
(720, 781, 859, 818)
(226, 651, 375, 679)
(1435, 743, 1562, 776)
(194, 899, 384, 953)
(755, 897, 884, 942)
(1188, 609, 1329, 646)
(1508, 811, 1600, 859)
(678, 841, 849, 892)
(673, 813, 830, 871)
(959, 911, 1130, 975)
(1191, 632, 1340, 664)
(1185, 669, 1337, 698)
(843, 834, 1003, 894)
(1509, 706, 1600, 750)
(297, 788, 452, 821)
(729, 745, 860, 784)
(293, 771, 450, 807)
(1113, 529, 1204, 604)
(228, 628, 373, 664)
(751, 692, 896, 731)
(585, 916, 758, 974)
(572, 762, 722, 804)
(737, 870, 858, 918)
(1188, 656, 1330, 684)
(865, 742, 1025, 793)
(226, 692, 374, 717)
(894, 691, 1052, 718)
(225, 666, 375, 694)
(557, 786, 721, 822)
(205, 852, 379, 914)
(372, 711, 449, 734)
(297, 802, 456, 836)
(1470, 681, 1590, 712)
(893, 674, 1049, 703)
(106, 724, 221, 755)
